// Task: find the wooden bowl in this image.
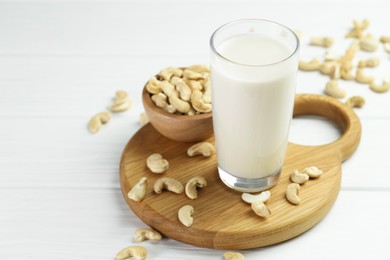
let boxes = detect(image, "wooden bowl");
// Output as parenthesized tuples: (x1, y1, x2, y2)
(142, 87, 213, 142)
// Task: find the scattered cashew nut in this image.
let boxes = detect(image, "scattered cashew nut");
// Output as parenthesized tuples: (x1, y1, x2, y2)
(355, 69, 375, 84)
(310, 37, 334, 48)
(324, 80, 346, 99)
(146, 153, 169, 174)
(154, 177, 184, 194)
(358, 58, 380, 68)
(224, 252, 245, 260)
(116, 245, 147, 260)
(251, 201, 271, 218)
(134, 228, 162, 242)
(286, 183, 301, 205)
(369, 80, 390, 93)
(302, 166, 324, 178)
(87, 111, 112, 134)
(241, 190, 271, 204)
(187, 142, 215, 157)
(139, 112, 150, 126)
(178, 205, 194, 227)
(345, 19, 370, 39)
(128, 177, 148, 202)
(380, 36, 390, 43)
(385, 43, 390, 53)
(290, 170, 309, 184)
(359, 35, 378, 52)
(298, 58, 322, 71)
(185, 176, 207, 199)
(319, 61, 337, 76)
(109, 90, 132, 113)
(345, 96, 365, 108)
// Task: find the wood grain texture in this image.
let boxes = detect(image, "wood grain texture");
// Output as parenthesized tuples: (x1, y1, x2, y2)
(119, 94, 361, 249)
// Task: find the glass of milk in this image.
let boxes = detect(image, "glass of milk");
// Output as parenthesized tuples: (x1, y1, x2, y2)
(210, 19, 299, 192)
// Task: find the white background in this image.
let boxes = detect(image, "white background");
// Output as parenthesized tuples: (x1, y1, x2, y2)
(1, 0, 389, 259)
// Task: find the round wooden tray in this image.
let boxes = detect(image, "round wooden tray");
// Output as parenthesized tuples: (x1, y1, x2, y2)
(119, 94, 361, 250)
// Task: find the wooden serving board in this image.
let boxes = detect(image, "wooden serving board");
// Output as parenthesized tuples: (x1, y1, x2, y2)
(119, 94, 361, 250)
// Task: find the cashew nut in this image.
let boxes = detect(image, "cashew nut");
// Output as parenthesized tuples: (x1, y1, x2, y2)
(87, 111, 112, 134)
(185, 79, 203, 91)
(202, 77, 212, 103)
(115, 90, 128, 99)
(151, 93, 169, 108)
(290, 170, 309, 184)
(187, 142, 215, 157)
(324, 50, 338, 62)
(174, 79, 192, 101)
(384, 43, 390, 53)
(380, 36, 390, 43)
(340, 69, 355, 81)
(355, 69, 375, 84)
(340, 62, 354, 80)
(183, 69, 204, 80)
(345, 96, 365, 108)
(302, 166, 323, 178)
(286, 183, 301, 205)
(187, 64, 210, 73)
(191, 90, 212, 113)
(154, 177, 184, 194)
(224, 252, 244, 260)
(339, 45, 357, 64)
(330, 63, 341, 80)
(169, 95, 191, 113)
(324, 80, 346, 99)
(146, 153, 169, 174)
(159, 67, 183, 81)
(116, 245, 147, 260)
(359, 35, 378, 52)
(160, 81, 178, 98)
(310, 37, 334, 48)
(163, 105, 176, 114)
(251, 201, 271, 218)
(319, 61, 337, 76)
(146, 76, 163, 94)
(298, 58, 321, 71)
(134, 228, 162, 242)
(369, 80, 390, 93)
(358, 58, 380, 68)
(187, 107, 196, 116)
(128, 177, 148, 202)
(139, 112, 150, 126)
(178, 205, 194, 227)
(241, 190, 271, 204)
(346, 19, 370, 39)
(109, 99, 132, 113)
(185, 176, 207, 199)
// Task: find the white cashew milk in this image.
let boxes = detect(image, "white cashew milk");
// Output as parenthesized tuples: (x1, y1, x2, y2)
(211, 33, 298, 179)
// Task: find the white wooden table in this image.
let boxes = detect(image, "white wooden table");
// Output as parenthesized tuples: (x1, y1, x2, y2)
(1, 0, 389, 259)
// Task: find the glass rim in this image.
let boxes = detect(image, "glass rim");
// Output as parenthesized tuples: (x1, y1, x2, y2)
(210, 19, 300, 67)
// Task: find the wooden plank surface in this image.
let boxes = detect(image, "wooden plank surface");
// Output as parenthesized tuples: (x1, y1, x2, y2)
(0, 0, 389, 259)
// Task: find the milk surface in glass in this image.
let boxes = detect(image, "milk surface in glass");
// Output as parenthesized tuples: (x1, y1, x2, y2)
(211, 32, 297, 181)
